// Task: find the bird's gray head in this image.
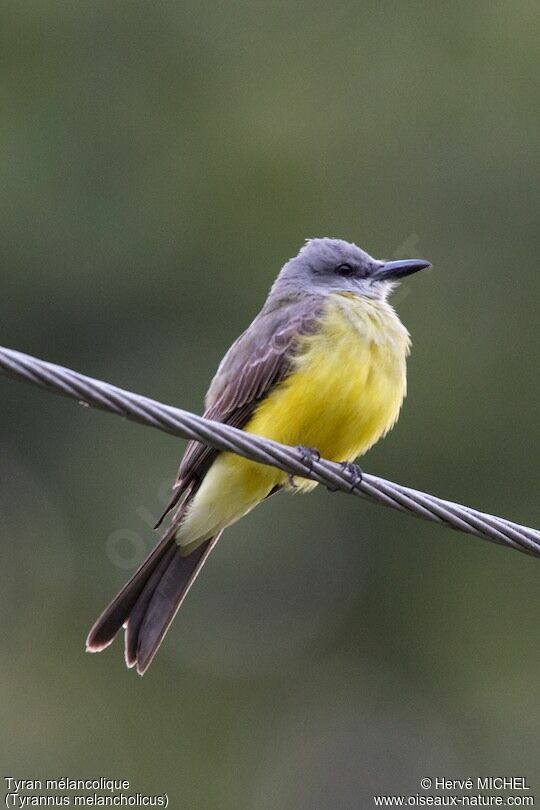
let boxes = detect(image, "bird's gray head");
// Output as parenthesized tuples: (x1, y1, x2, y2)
(273, 238, 431, 301)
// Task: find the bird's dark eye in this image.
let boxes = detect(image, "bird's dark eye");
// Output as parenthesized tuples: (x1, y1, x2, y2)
(335, 263, 355, 277)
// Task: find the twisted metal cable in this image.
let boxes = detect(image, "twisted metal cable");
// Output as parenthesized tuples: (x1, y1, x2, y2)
(1, 345, 539, 559)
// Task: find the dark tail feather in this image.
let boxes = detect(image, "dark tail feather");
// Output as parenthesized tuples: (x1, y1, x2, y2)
(124, 541, 179, 667)
(127, 534, 220, 675)
(86, 529, 221, 675)
(86, 527, 177, 654)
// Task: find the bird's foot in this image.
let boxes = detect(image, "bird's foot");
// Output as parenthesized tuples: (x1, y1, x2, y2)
(288, 446, 321, 488)
(339, 461, 363, 493)
(298, 446, 321, 469)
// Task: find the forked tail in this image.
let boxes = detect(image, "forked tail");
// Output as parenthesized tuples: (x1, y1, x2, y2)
(86, 527, 220, 675)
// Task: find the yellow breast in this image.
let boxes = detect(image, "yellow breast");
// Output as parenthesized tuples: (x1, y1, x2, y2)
(177, 293, 411, 547)
(245, 292, 410, 480)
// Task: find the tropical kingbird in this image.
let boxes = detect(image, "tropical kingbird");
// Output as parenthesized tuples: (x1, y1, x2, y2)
(87, 238, 431, 674)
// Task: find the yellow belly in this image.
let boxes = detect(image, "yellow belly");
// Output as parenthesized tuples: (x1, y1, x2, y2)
(176, 293, 410, 550)
(246, 293, 409, 471)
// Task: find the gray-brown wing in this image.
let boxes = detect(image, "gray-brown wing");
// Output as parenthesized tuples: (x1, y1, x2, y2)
(172, 293, 324, 499)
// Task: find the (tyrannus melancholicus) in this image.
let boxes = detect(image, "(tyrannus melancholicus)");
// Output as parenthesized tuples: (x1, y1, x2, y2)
(87, 238, 431, 674)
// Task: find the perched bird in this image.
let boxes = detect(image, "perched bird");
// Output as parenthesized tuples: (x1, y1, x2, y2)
(87, 238, 431, 674)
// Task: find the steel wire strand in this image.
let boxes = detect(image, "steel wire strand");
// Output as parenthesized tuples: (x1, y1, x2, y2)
(1, 346, 539, 558)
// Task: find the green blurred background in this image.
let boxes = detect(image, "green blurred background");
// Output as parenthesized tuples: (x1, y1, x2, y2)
(1, 0, 539, 805)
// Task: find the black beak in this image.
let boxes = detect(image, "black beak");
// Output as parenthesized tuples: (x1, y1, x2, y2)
(374, 258, 432, 282)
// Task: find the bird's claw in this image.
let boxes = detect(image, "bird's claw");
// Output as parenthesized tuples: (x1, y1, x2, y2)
(339, 461, 363, 493)
(288, 446, 321, 488)
(298, 446, 321, 469)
